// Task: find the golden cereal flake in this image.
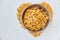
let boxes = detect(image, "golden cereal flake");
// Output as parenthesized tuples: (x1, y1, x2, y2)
(29, 31, 43, 37)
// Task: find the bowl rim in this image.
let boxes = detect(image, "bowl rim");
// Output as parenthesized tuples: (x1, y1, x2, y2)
(21, 4, 50, 32)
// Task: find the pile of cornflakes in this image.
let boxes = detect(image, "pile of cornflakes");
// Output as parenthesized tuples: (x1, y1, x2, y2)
(17, 2, 53, 37)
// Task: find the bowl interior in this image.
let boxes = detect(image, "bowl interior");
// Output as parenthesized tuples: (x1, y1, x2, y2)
(21, 4, 50, 32)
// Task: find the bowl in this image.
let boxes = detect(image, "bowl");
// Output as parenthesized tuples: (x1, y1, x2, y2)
(21, 4, 50, 32)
